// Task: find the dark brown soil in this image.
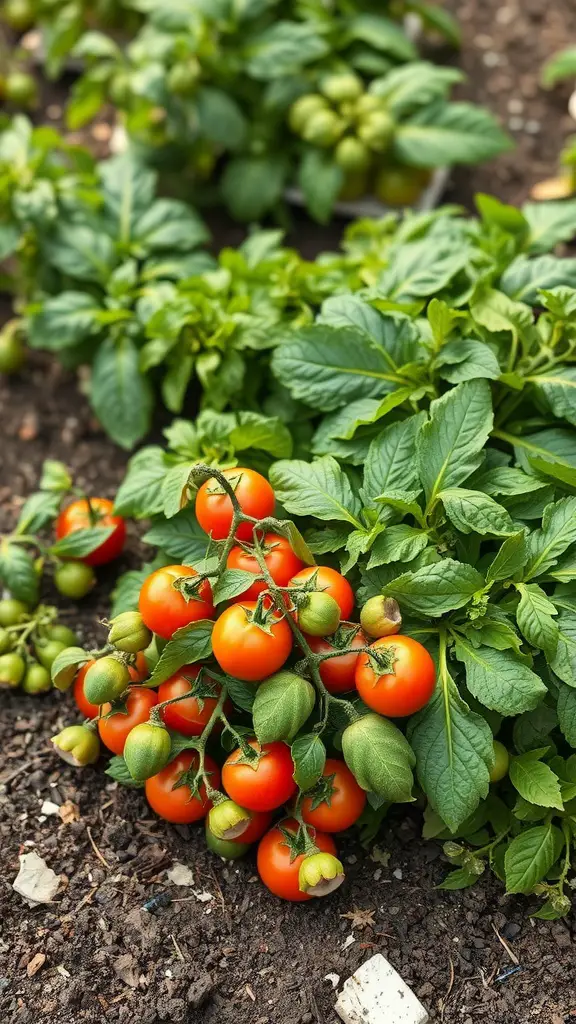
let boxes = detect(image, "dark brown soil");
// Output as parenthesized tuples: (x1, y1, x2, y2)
(3, 2, 576, 1021)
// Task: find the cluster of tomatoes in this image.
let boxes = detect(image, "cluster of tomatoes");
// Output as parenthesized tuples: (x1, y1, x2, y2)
(60, 466, 437, 901)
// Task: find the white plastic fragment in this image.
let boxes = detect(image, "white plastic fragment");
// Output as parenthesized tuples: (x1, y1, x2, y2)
(335, 954, 429, 1024)
(167, 863, 194, 886)
(324, 974, 340, 990)
(12, 851, 60, 906)
(40, 800, 60, 816)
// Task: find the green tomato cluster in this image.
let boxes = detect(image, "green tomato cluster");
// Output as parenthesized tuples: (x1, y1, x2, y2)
(289, 73, 395, 174)
(0, 598, 78, 695)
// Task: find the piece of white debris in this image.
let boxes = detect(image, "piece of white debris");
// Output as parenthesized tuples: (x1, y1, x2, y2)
(40, 800, 60, 816)
(167, 863, 195, 887)
(341, 935, 355, 951)
(194, 890, 214, 903)
(13, 851, 60, 907)
(335, 954, 429, 1024)
(324, 974, 340, 989)
(393, 868, 403, 880)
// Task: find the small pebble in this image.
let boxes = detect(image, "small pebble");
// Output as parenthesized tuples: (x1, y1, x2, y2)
(507, 98, 524, 114)
(393, 868, 403, 880)
(508, 116, 525, 131)
(484, 52, 503, 68)
(525, 119, 541, 134)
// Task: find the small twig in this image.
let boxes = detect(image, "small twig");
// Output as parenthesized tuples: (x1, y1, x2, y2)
(0, 760, 33, 785)
(86, 826, 111, 869)
(439, 956, 455, 1020)
(170, 934, 185, 962)
(491, 922, 520, 965)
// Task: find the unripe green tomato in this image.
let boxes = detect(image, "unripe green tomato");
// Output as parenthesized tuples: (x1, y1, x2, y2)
(354, 93, 382, 118)
(489, 740, 509, 783)
(22, 662, 51, 694)
(0, 598, 28, 627)
(302, 110, 344, 148)
(5, 70, 37, 107)
(360, 596, 402, 639)
(334, 136, 372, 173)
(35, 639, 67, 671)
(0, 652, 26, 687)
(205, 821, 251, 860)
(374, 165, 432, 207)
(108, 611, 152, 654)
(83, 656, 130, 705)
(298, 851, 345, 897)
(298, 592, 341, 637)
(339, 171, 368, 202)
(109, 71, 132, 107)
(123, 722, 171, 782)
(320, 72, 363, 104)
(0, 328, 26, 374)
(0, 628, 13, 655)
(2, 0, 35, 31)
(54, 561, 96, 599)
(46, 624, 78, 647)
(357, 110, 395, 153)
(167, 59, 200, 96)
(288, 93, 329, 135)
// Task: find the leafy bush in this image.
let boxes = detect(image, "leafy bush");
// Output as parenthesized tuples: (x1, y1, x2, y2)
(49, 0, 511, 221)
(111, 194, 576, 911)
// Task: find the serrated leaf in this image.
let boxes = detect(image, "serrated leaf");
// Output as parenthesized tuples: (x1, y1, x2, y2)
(509, 752, 563, 810)
(440, 488, 515, 537)
(342, 713, 415, 802)
(516, 583, 558, 656)
(105, 755, 143, 788)
(486, 531, 528, 584)
(417, 380, 493, 507)
(291, 733, 326, 792)
(513, 706, 558, 753)
(556, 680, 576, 746)
(361, 414, 425, 506)
(212, 569, 258, 604)
(529, 367, 576, 428)
(434, 338, 501, 383)
(504, 824, 564, 894)
(394, 102, 511, 166)
(437, 867, 480, 890)
(549, 611, 576, 686)
(367, 525, 429, 569)
(454, 639, 547, 716)
(385, 559, 484, 616)
(269, 457, 362, 526)
(253, 672, 315, 743)
(0, 542, 39, 605)
(114, 446, 166, 518)
(524, 497, 576, 580)
(91, 337, 154, 450)
(148, 621, 214, 686)
(224, 675, 256, 713)
(143, 508, 209, 563)
(50, 526, 114, 558)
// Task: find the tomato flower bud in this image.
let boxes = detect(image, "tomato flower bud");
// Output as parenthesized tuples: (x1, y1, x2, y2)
(320, 72, 363, 103)
(124, 721, 172, 782)
(360, 596, 402, 639)
(0, 652, 25, 687)
(83, 656, 131, 705)
(208, 800, 252, 841)
(0, 597, 28, 627)
(108, 611, 152, 654)
(298, 851, 345, 897)
(52, 724, 100, 767)
(22, 662, 51, 694)
(297, 592, 341, 637)
(54, 561, 96, 600)
(205, 821, 251, 860)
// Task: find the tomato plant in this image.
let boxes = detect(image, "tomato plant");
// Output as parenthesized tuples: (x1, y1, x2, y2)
(227, 533, 304, 601)
(222, 741, 297, 811)
(139, 565, 215, 640)
(212, 601, 292, 682)
(300, 759, 366, 832)
(196, 468, 276, 541)
(98, 687, 159, 755)
(145, 750, 221, 824)
(257, 820, 337, 902)
(158, 668, 229, 735)
(355, 635, 435, 717)
(56, 498, 126, 566)
(289, 566, 354, 620)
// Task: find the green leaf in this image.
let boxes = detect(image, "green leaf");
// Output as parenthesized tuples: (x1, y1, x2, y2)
(342, 713, 415, 803)
(269, 457, 362, 526)
(513, 705, 558, 753)
(454, 639, 547, 716)
(486, 531, 528, 584)
(275, 521, 316, 567)
(133, 199, 209, 254)
(434, 339, 501, 383)
(27, 292, 102, 350)
(471, 288, 533, 341)
(361, 414, 425, 505)
(416, 379, 493, 507)
(229, 412, 293, 458)
(509, 751, 563, 810)
(110, 559, 167, 617)
(473, 466, 547, 497)
(143, 508, 209, 564)
(196, 87, 247, 149)
(376, 240, 468, 302)
(253, 672, 315, 744)
(16, 491, 61, 535)
(524, 497, 576, 579)
(556, 680, 576, 746)
(221, 155, 286, 221)
(504, 427, 576, 489)
(523, 199, 576, 254)
(347, 13, 417, 60)
(212, 569, 258, 605)
(394, 102, 512, 166)
(244, 21, 329, 78)
(367, 525, 429, 569)
(504, 824, 565, 894)
(385, 559, 484, 616)
(91, 337, 154, 450)
(0, 542, 39, 605)
(39, 459, 72, 493)
(114, 446, 166, 518)
(408, 672, 493, 832)
(161, 462, 195, 519)
(42, 223, 116, 284)
(291, 733, 326, 792)
(440, 488, 515, 537)
(50, 646, 89, 689)
(437, 867, 480, 891)
(298, 150, 343, 225)
(549, 611, 576, 686)
(50, 526, 114, 558)
(372, 62, 462, 116)
(529, 367, 576, 428)
(148, 620, 214, 686)
(272, 325, 402, 412)
(225, 675, 256, 714)
(541, 46, 576, 86)
(105, 755, 143, 788)
(501, 255, 576, 304)
(516, 583, 558, 656)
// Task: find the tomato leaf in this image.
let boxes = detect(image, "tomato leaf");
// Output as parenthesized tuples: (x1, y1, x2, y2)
(504, 824, 565, 894)
(454, 638, 547, 716)
(0, 541, 39, 605)
(50, 526, 114, 558)
(148, 621, 214, 686)
(385, 559, 485, 617)
(212, 569, 259, 605)
(253, 672, 315, 744)
(509, 751, 564, 810)
(105, 755, 144, 788)
(342, 714, 415, 803)
(291, 733, 326, 792)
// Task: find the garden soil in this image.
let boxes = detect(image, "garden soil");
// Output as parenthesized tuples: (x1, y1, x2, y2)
(3, 0, 576, 1020)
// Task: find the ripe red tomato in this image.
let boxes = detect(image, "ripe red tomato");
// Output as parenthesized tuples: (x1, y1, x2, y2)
(74, 658, 145, 717)
(306, 622, 366, 694)
(145, 750, 221, 824)
(139, 564, 215, 640)
(236, 810, 274, 844)
(226, 533, 304, 602)
(212, 601, 292, 682)
(301, 758, 366, 832)
(289, 566, 354, 620)
(222, 740, 297, 811)
(257, 819, 337, 901)
(355, 634, 435, 717)
(56, 498, 126, 566)
(195, 468, 275, 542)
(98, 686, 158, 755)
(158, 667, 230, 735)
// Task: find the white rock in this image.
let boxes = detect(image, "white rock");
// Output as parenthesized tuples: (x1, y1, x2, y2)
(13, 852, 60, 907)
(40, 800, 60, 816)
(167, 863, 194, 886)
(335, 954, 429, 1024)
